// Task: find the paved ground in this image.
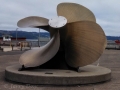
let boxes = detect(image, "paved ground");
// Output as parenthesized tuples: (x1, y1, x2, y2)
(0, 50, 120, 90)
(0, 46, 31, 52)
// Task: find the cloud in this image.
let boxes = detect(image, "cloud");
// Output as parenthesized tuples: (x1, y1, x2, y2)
(0, 0, 119, 36)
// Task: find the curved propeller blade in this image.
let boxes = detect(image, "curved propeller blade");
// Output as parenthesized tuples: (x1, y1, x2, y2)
(57, 3, 96, 23)
(19, 30, 60, 67)
(17, 16, 49, 31)
(63, 21, 106, 68)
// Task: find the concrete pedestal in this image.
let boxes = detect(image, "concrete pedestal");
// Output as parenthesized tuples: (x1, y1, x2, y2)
(5, 65, 111, 85)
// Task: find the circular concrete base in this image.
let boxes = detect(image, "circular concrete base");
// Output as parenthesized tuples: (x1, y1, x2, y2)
(5, 65, 111, 85)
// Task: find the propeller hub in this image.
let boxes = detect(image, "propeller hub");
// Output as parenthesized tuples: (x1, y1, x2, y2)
(49, 16, 67, 28)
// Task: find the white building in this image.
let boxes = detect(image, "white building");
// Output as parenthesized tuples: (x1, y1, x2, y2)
(2, 35, 12, 41)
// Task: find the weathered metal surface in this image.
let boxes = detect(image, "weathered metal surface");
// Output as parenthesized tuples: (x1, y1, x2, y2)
(17, 16, 49, 31)
(17, 2, 107, 69)
(57, 3, 96, 23)
(64, 21, 107, 67)
(19, 31, 60, 67)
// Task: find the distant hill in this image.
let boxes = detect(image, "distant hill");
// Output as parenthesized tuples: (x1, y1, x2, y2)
(0, 30, 120, 40)
(106, 36, 120, 40)
(0, 30, 50, 39)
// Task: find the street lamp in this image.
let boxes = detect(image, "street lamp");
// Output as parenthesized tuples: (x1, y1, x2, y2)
(16, 28, 19, 45)
(38, 28, 40, 47)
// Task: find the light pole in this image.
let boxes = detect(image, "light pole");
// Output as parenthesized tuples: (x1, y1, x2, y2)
(38, 28, 40, 47)
(16, 28, 19, 46)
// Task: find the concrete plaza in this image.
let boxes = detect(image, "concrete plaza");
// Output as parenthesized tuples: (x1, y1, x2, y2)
(0, 50, 120, 90)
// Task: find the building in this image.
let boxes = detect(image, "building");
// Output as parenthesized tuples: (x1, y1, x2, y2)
(0, 34, 26, 42)
(0, 34, 26, 46)
(0, 35, 12, 41)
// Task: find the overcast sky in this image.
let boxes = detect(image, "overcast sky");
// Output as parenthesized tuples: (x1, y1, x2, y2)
(0, 0, 119, 36)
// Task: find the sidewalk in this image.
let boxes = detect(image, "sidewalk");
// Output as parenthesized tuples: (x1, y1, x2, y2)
(0, 46, 31, 52)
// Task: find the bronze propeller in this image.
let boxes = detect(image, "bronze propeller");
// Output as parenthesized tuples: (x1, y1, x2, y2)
(17, 2, 106, 71)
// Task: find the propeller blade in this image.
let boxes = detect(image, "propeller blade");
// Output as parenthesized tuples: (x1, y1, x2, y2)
(64, 21, 106, 68)
(19, 30, 60, 67)
(57, 3, 96, 23)
(17, 16, 49, 31)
